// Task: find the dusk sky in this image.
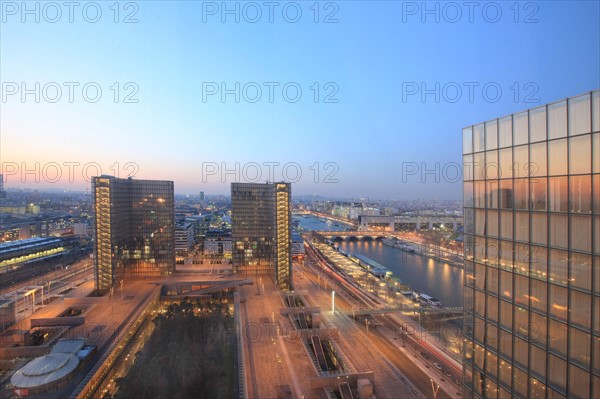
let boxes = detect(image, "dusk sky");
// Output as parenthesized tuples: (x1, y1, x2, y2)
(1, 1, 599, 199)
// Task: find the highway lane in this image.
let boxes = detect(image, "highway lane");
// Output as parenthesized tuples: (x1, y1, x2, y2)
(302, 242, 383, 308)
(295, 263, 424, 398)
(376, 316, 462, 377)
(365, 323, 455, 399)
(298, 244, 461, 398)
(305, 238, 464, 368)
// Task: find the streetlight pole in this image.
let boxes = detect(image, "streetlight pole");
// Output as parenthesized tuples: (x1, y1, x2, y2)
(331, 291, 335, 314)
(430, 378, 440, 399)
(365, 319, 370, 349)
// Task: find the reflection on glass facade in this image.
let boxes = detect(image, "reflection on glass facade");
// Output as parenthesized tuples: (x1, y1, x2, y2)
(463, 90, 600, 399)
(93, 176, 175, 294)
(231, 182, 292, 290)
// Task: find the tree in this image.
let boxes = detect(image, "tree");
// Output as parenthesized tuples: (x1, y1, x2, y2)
(116, 297, 236, 398)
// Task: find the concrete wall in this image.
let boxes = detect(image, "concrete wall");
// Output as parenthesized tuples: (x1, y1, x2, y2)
(31, 317, 85, 328)
(0, 345, 49, 359)
(309, 371, 374, 390)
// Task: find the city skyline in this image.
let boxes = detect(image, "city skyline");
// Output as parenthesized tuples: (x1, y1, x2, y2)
(2, 88, 600, 397)
(2, 2, 599, 198)
(2, 4, 600, 393)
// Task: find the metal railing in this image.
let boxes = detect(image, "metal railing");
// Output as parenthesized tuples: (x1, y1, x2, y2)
(234, 292, 248, 399)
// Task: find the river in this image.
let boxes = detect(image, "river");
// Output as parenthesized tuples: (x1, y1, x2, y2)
(294, 214, 464, 308)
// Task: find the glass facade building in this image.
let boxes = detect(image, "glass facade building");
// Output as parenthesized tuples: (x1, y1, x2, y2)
(93, 176, 175, 294)
(463, 90, 600, 398)
(231, 182, 292, 290)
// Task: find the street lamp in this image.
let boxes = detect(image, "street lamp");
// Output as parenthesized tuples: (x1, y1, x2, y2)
(331, 291, 335, 313)
(430, 378, 440, 399)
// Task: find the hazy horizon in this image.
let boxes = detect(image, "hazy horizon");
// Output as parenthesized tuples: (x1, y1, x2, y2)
(2, 1, 599, 199)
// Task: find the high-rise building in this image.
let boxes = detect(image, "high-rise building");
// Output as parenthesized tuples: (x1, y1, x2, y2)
(92, 176, 174, 294)
(175, 221, 194, 256)
(231, 182, 292, 290)
(204, 229, 233, 256)
(291, 230, 305, 258)
(0, 174, 6, 198)
(462, 90, 600, 398)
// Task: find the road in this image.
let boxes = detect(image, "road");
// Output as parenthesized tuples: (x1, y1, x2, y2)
(297, 246, 459, 398)
(365, 323, 458, 399)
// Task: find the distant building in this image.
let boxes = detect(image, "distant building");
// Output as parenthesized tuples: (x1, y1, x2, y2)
(0, 204, 40, 215)
(18, 226, 32, 239)
(0, 237, 66, 273)
(349, 203, 380, 220)
(0, 206, 26, 214)
(462, 90, 600, 398)
(291, 230, 305, 258)
(73, 223, 90, 237)
(231, 182, 292, 290)
(175, 222, 194, 256)
(316, 200, 380, 220)
(185, 215, 211, 239)
(332, 203, 350, 219)
(358, 215, 461, 231)
(0, 174, 5, 198)
(27, 204, 40, 214)
(0, 216, 88, 242)
(204, 229, 233, 257)
(92, 176, 175, 294)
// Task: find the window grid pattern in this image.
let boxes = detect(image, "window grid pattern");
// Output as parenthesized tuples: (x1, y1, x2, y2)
(93, 177, 175, 294)
(231, 183, 292, 290)
(463, 90, 600, 399)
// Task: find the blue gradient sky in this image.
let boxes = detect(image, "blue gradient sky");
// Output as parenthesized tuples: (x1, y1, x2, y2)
(1, 1, 599, 199)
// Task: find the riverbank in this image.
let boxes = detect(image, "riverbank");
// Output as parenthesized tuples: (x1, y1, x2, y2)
(381, 236, 464, 269)
(295, 214, 464, 308)
(295, 211, 357, 229)
(337, 241, 464, 308)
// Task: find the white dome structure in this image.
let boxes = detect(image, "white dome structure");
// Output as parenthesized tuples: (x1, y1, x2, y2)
(10, 338, 86, 394)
